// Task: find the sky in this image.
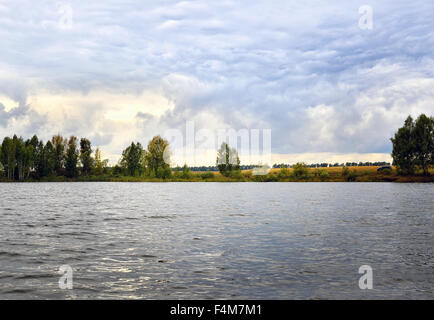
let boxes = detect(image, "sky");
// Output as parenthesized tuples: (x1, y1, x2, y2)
(0, 0, 433, 165)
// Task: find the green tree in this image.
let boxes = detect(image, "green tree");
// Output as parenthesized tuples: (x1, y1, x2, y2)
(120, 142, 144, 176)
(51, 135, 66, 175)
(43, 140, 56, 176)
(14, 136, 25, 180)
(23, 144, 35, 179)
(278, 167, 291, 179)
(157, 166, 172, 179)
(0, 145, 3, 176)
(35, 140, 45, 178)
(181, 164, 192, 179)
(391, 116, 416, 175)
(292, 162, 310, 179)
(341, 166, 350, 177)
(216, 142, 240, 177)
(1, 137, 15, 179)
(94, 148, 108, 175)
(346, 170, 357, 182)
(173, 166, 182, 178)
(391, 114, 434, 175)
(25, 135, 39, 179)
(413, 114, 434, 175)
(79, 138, 94, 175)
(35, 139, 57, 178)
(65, 136, 79, 178)
(318, 169, 330, 181)
(144, 136, 170, 177)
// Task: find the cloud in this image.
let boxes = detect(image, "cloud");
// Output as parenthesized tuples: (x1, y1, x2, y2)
(0, 0, 433, 164)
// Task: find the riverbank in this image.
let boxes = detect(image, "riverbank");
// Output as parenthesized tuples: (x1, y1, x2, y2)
(1, 166, 433, 182)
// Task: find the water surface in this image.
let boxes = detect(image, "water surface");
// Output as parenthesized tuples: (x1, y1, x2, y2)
(0, 182, 432, 299)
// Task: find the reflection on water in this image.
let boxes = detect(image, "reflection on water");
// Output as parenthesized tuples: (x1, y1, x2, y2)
(0, 182, 433, 299)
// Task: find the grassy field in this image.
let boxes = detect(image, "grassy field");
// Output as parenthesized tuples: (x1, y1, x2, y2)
(260, 166, 434, 182)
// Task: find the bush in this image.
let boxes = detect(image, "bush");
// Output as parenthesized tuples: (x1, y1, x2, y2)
(157, 166, 172, 179)
(242, 171, 253, 179)
(379, 168, 392, 175)
(266, 174, 278, 182)
(278, 167, 291, 179)
(229, 170, 243, 179)
(200, 172, 215, 180)
(346, 170, 357, 181)
(181, 164, 192, 179)
(292, 163, 311, 179)
(253, 174, 267, 182)
(173, 167, 182, 178)
(146, 168, 156, 178)
(112, 165, 123, 176)
(317, 169, 330, 181)
(341, 166, 350, 177)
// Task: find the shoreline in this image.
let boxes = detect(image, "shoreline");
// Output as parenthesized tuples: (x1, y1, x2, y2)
(1, 167, 433, 183)
(1, 176, 433, 183)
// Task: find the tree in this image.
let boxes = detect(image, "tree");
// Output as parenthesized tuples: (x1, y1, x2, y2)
(173, 166, 182, 178)
(52, 135, 66, 175)
(317, 169, 330, 181)
(278, 167, 291, 179)
(12, 136, 35, 180)
(216, 142, 240, 177)
(25, 135, 39, 179)
(293, 162, 310, 179)
(35, 140, 45, 178)
(413, 114, 434, 175)
(120, 142, 144, 176)
(181, 164, 192, 179)
(79, 138, 94, 175)
(0, 145, 2, 176)
(341, 166, 350, 177)
(1, 137, 15, 179)
(391, 116, 416, 175)
(157, 166, 172, 179)
(94, 148, 108, 175)
(43, 140, 56, 176)
(65, 136, 79, 178)
(391, 114, 433, 175)
(144, 136, 170, 177)
(14, 136, 26, 180)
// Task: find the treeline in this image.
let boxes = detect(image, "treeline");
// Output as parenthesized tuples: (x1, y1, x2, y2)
(0, 135, 108, 180)
(0, 134, 242, 181)
(188, 165, 259, 172)
(113, 136, 172, 178)
(272, 162, 391, 168)
(391, 114, 433, 175)
(106, 140, 242, 179)
(1, 114, 431, 181)
(0, 134, 174, 181)
(187, 162, 392, 171)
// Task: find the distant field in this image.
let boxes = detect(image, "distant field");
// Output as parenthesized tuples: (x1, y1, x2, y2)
(191, 166, 385, 175)
(266, 166, 385, 174)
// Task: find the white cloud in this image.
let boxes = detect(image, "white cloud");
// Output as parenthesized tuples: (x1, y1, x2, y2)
(0, 0, 433, 164)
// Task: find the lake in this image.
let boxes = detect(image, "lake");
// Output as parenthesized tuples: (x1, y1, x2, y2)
(0, 182, 432, 299)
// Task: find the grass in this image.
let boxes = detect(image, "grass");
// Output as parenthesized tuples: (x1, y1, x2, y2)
(1, 166, 433, 183)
